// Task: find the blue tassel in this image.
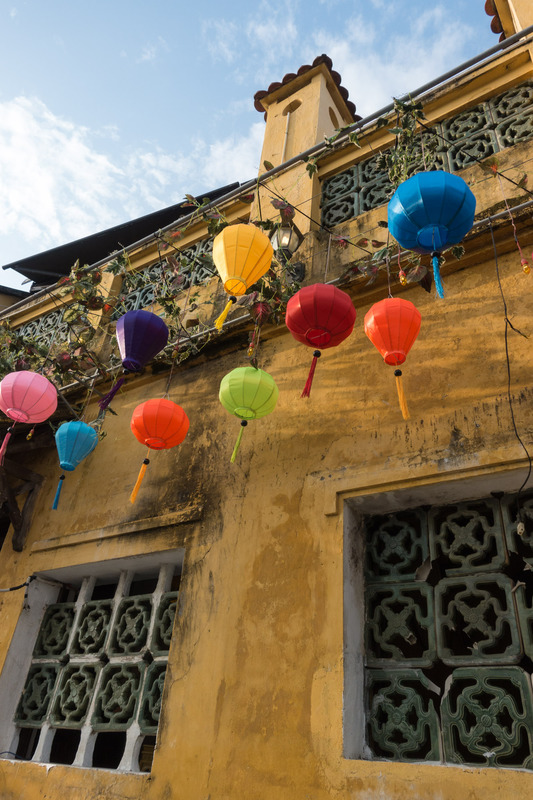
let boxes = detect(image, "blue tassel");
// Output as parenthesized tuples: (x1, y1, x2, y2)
(52, 475, 65, 510)
(432, 253, 444, 299)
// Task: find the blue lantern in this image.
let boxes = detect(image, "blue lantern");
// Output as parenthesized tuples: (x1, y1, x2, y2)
(388, 171, 476, 298)
(99, 309, 169, 410)
(52, 420, 98, 509)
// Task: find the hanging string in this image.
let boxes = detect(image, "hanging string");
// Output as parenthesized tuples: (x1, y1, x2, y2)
(489, 220, 531, 524)
(496, 173, 530, 273)
(324, 234, 332, 282)
(397, 246, 407, 286)
(386, 230, 393, 297)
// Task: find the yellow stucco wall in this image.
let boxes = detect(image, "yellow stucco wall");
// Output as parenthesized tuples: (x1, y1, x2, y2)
(1, 18, 533, 800)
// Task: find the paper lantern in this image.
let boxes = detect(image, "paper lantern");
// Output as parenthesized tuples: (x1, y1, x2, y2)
(212, 224, 273, 330)
(219, 367, 278, 462)
(52, 420, 98, 509)
(364, 297, 421, 419)
(0, 371, 58, 464)
(388, 171, 476, 298)
(129, 398, 189, 503)
(285, 283, 356, 397)
(99, 309, 169, 410)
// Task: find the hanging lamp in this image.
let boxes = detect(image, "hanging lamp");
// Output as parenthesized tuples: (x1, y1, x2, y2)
(129, 398, 189, 503)
(52, 420, 98, 509)
(364, 297, 421, 420)
(285, 283, 356, 397)
(388, 171, 476, 298)
(212, 224, 273, 330)
(99, 309, 169, 410)
(0, 371, 58, 464)
(219, 366, 278, 462)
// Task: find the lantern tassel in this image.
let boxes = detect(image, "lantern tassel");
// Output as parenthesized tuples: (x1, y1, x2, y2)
(52, 475, 65, 510)
(98, 377, 125, 411)
(394, 369, 410, 420)
(0, 428, 13, 466)
(301, 350, 321, 398)
(230, 420, 247, 463)
(432, 252, 444, 299)
(215, 296, 237, 331)
(130, 458, 150, 504)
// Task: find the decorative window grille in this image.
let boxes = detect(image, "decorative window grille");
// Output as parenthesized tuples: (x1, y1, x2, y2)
(114, 237, 215, 316)
(359, 490, 533, 769)
(0, 555, 182, 773)
(321, 80, 533, 228)
(16, 308, 69, 350)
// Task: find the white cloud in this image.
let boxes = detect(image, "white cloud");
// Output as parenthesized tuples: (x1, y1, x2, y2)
(137, 36, 169, 63)
(0, 96, 264, 273)
(311, 10, 475, 117)
(202, 19, 239, 64)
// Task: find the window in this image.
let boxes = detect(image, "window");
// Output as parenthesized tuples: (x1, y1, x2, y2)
(0, 551, 183, 772)
(344, 489, 533, 770)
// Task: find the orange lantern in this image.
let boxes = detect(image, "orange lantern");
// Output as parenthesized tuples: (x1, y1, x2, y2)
(364, 297, 421, 419)
(212, 223, 273, 330)
(129, 398, 189, 503)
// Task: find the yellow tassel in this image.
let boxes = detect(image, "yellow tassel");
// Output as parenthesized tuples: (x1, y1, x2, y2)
(394, 370, 410, 420)
(215, 296, 236, 331)
(230, 421, 247, 463)
(130, 458, 150, 503)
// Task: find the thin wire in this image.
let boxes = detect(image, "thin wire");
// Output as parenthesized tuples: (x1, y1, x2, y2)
(488, 220, 532, 505)
(324, 234, 332, 281)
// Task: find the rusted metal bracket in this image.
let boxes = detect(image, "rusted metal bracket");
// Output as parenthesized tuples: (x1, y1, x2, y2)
(0, 459, 44, 552)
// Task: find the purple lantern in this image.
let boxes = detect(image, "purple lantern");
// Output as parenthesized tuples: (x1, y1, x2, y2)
(99, 310, 169, 411)
(116, 310, 169, 372)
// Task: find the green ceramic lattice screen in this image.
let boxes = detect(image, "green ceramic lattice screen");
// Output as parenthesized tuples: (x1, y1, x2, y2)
(363, 491, 533, 769)
(11, 562, 180, 772)
(321, 80, 533, 228)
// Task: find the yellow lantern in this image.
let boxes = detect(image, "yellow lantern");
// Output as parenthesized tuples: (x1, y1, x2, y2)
(213, 223, 273, 330)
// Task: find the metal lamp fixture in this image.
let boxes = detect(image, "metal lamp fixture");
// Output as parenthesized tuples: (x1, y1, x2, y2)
(270, 223, 305, 282)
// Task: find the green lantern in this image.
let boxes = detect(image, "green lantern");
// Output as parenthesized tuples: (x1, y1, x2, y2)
(219, 366, 279, 462)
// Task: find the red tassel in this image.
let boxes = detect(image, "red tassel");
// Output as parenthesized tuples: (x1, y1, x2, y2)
(0, 428, 13, 466)
(98, 377, 125, 410)
(301, 350, 321, 398)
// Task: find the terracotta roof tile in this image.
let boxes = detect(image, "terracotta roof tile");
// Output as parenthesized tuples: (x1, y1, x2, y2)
(485, 0, 506, 42)
(254, 54, 360, 122)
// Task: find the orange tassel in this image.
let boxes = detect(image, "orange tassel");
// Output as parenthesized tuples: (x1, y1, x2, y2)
(394, 369, 410, 420)
(215, 295, 237, 331)
(130, 458, 150, 503)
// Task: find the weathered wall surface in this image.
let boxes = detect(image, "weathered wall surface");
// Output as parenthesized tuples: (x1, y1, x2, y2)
(1, 14, 533, 796)
(1, 240, 533, 799)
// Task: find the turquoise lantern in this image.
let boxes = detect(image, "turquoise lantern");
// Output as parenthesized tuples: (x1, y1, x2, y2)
(52, 420, 98, 509)
(388, 171, 476, 298)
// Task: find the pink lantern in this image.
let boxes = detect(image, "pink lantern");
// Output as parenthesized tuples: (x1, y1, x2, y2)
(0, 371, 58, 464)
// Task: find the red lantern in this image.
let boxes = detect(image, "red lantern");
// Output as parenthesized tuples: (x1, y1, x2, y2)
(364, 297, 421, 419)
(129, 398, 189, 503)
(285, 283, 356, 397)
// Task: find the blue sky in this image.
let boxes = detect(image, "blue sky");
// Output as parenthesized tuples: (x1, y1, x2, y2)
(0, 0, 498, 288)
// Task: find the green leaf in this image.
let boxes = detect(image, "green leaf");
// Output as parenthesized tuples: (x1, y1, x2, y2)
(263, 160, 275, 172)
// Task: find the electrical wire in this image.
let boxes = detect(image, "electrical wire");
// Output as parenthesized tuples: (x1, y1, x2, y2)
(488, 220, 532, 509)
(0, 575, 35, 593)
